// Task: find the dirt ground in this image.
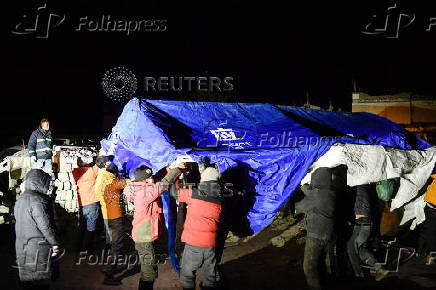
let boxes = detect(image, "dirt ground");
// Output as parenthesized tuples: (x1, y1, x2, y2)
(1, 213, 435, 290)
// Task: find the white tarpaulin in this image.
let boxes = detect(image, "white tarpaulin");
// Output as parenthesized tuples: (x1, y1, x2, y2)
(301, 143, 436, 229)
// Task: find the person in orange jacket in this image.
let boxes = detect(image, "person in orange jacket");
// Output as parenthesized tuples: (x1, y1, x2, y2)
(95, 159, 131, 285)
(124, 161, 186, 290)
(422, 163, 436, 264)
(72, 157, 100, 252)
(172, 167, 223, 290)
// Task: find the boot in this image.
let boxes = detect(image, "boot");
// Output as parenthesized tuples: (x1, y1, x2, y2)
(103, 274, 122, 285)
(138, 280, 154, 290)
(104, 258, 128, 276)
(104, 264, 125, 277)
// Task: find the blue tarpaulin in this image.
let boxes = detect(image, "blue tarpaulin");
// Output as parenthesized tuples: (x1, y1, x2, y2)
(101, 98, 430, 271)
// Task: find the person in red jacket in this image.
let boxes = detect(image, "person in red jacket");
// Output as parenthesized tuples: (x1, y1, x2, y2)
(124, 161, 186, 290)
(173, 167, 223, 290)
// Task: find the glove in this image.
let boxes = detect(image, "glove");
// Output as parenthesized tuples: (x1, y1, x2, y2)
(175, 155, 194, 166)
(51, 245, 61, 257)
(30, 156, 37, 164)
(168, 160, 177, 169)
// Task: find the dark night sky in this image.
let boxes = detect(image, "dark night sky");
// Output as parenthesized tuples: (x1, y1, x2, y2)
(2, 0, 436, 148)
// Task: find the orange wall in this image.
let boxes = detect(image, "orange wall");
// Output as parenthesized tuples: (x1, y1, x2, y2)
(352, 100, 436, 125)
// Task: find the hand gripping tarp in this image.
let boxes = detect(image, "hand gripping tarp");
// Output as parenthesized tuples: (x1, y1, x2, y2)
(101, 98, 431, 270)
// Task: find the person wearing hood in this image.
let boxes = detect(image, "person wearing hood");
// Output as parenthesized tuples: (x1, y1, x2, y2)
(28, 118, 53, 175)
(295, 167, 336, 290)
(123, 161, 186, 290)
(171, 166, 223, 290)
(14, 169, 62, 289)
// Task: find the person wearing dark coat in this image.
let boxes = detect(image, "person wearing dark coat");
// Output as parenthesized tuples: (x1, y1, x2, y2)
(295, 167, 336, 290)
(347, 184, 389, 281)
(28, 119, 53, 176)
(14, 169, 61, 289)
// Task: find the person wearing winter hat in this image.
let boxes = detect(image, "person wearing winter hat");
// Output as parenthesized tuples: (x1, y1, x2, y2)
(72, 157, 100, 252)
(95, 155, 109, 169)
(95, 160, 131, 285)
(171, 166, 223, 290)
(124, 161, 186, 290)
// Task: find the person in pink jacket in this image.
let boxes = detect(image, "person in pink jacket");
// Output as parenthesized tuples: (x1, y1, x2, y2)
(124, 161, 186, 290)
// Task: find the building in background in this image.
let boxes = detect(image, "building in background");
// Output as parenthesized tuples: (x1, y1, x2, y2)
(352, 92, 436, 145)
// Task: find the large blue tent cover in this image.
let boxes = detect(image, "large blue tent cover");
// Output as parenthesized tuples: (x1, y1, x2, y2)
(101, 98, 430, 234)
(101, 98, 431, 273)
